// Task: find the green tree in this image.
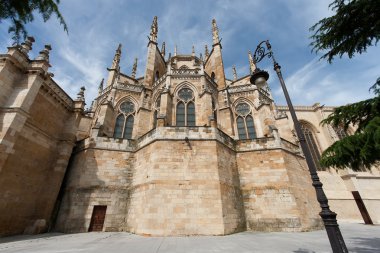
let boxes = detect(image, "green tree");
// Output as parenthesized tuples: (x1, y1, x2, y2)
(320, 80, 380, 170)
(310, 0, 380, 170)
(0, 0, 68, 43)
(310, 0, 380, 63)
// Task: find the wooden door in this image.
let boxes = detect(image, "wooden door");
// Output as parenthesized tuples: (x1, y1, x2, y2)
(352, 191, 373, 225)
(88, 205, 107, 232)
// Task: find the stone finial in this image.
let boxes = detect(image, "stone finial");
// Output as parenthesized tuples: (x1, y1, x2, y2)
(232, 65, 237, 81)
(35, 44, 52, 62)
(161, 42, 166, 57)
(20, 36, 35, 55)
(248, 50, 257, 73)
(204, 45, 209, 58)
(149, 16, 158, 43)
(76, 86, 86, 101)
(212, 19, 220, 45)
(98, 78, 104, 95)
(192, 45, 195, 56)
(111, 43, 122, 69)
(131, 58, 138, 78)
(199, 53, 203, 61)
(174, 45, 177, 56)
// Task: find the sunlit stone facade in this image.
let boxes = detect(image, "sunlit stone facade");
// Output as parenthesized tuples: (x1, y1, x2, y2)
(1, 17, 379, 237)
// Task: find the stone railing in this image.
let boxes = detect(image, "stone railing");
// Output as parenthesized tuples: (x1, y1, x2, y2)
(152, 73, 167, 89)
(80, 126, 302, 156)
(228, 84, 256, 94)
(171, 68, 200, 75)
(116, 82, 144, 93)
(100, 85, 112, 96)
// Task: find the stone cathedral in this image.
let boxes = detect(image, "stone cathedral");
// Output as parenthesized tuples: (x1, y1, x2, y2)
(0, 17, 379, 237)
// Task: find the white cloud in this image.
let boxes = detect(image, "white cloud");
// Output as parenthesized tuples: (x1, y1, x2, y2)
(1, 0, 378, 108)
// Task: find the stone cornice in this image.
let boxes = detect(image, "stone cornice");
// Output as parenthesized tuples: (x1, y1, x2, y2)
(277, 105, 336, 112)
(41, 78, 74, 110)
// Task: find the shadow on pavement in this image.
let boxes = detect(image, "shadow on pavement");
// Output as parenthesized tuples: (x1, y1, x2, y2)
(293, 249, 316, 253)
(0, 233, 64, 244)
(348, 237, 380, 253)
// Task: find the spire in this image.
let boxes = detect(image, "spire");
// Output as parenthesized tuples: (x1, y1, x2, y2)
(35, 44, 52, 62)
(192, 45, 195, 56)
(111, 43, 122, 69)
(212, 19, 220, 45)
(76, 86, 85, 101)
(161, 42, 166, 57)
(232, 65, 237, 81)
(149, 16, 158, 43)
(131, 58, 138, 78)
(199, 53, 203, 61)
(20, 36, 35, 55)
(98, 78, 104, 95)
(204, 45, 209, 58)
(248, 50, 256, 73)
(174, 45, 177, 56)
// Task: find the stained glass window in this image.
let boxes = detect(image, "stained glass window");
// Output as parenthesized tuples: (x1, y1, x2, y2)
(120, 101, 135, 114)
(113, 114, 124, 139)
(236, 103, 250, 116)
(246, 115, 256, 139)
(187, 102, 195, 126)
(123, 116, 134, 139)
(235, 103, 256, 140)
(237, 117, 246, 139)
(114, 100, 135, 139)
(178, 88, 193, 102)
(301, 124, 322, 171)
(176, 102, 185, 126)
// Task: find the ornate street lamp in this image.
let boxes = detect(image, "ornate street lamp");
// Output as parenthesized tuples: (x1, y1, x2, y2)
(250, 40, 348, 253)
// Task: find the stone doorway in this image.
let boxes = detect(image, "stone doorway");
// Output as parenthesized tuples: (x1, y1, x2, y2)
(88, 206, 107, 232)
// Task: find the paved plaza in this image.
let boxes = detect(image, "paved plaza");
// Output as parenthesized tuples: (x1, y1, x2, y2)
(0, 223, 379, 253)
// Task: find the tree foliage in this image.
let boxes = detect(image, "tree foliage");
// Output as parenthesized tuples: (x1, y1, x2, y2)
(310, 0, 380, 62)
(320, 79, 380, 170)
(0, 0, 68, 43)
(310, 0, 380, 170)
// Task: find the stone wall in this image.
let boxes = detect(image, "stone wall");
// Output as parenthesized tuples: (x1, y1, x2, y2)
(0, 90, 77, 236)
(55, 148, 134, 233)
(236, 147, 322, 232)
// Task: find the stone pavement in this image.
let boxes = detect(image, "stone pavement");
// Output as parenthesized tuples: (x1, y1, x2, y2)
(0, 223, 379, 253)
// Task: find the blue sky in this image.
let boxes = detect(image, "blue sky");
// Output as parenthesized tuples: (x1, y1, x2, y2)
(1, 0, 379, 106)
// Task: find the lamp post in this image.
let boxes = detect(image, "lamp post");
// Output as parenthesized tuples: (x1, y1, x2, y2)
(250, 40, 348, 253)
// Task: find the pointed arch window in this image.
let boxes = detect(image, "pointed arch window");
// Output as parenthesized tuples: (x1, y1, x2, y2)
(176, 87, 195, 126)
(211, 72, 216, 82)
(113, 101, 135, 139)
(235, 102, 256, 139)
(301, 123, 322, 171)
(153, 96, 161, 128)
(155, 71, 159, 82)
(212, 99, 217, 122)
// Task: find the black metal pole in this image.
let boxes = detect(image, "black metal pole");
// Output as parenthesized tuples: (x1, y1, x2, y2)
(252, 40, 348, 253)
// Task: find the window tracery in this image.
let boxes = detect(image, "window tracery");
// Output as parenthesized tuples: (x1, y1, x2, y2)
(176, 87, 195, 126)
(300, 123, 322, 171)
(113, 100, 135, 139)
(235, 102, 256, 139)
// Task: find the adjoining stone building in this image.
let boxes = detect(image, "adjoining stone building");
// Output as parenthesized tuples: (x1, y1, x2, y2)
(0, 17, 379, 237)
